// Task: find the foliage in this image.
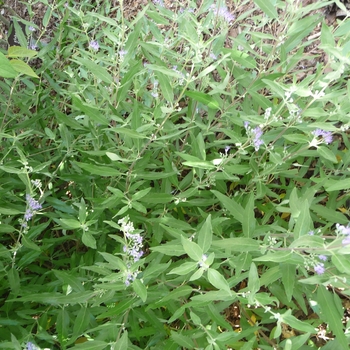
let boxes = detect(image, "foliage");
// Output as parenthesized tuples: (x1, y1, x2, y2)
(1, 0, 350, 349)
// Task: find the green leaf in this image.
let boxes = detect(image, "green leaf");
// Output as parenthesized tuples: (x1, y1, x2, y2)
(0, 224, 16, 233)
(132, 187, 152, 201)
(82, 231, 96, 249)
(247, 262, 260, 304)
(189, 267, 204, 281)
(72, 96, 109, 125)
(88, 12, 120, 26)
(225, 48, 257, 69)
(254, 252, 304, 264)
(97, 298, 136, 319)
(283, 15, 320, 53)
(72, 307, 91, 339)
(196, 53, 230, 79)
(155, 71, 173, 102)
(243, 193, 256, 238)
(320, 22, 335, 47)
(289, 235, 325, 249)
(58, 218, 81, 229)
(155, 286, 193, 304)
(325, 177, 350, 192)
(253, 0, 278, 19)
(55, 110, 86, 130)
(317, 145, 337, 163)
(146, 64, 183, 78)
(71, 57, 113, 84)
(182, 161, 216, 169)
(79, 197, 87, 223)
(99, 252, 126, 270)
(71, 340, 108, 350)
(190, 311, 201, 326)
(8, 292, 96, 305)
(12, 19, 27, 47)
(42, 7, 51, 27)
(0, 207, 22, 215)
(181, 235, 203, 261)
(8, 268, 20, 294)
(0, 52, 18, 78)
(311, 204, 348, 225)
(184, 91, 219, 109)
(74, 162, 120, 176)
(282, 310, 315, 333)
(10, 60, 39, 78)
(211, 190, 245, 223)
(283, 134, 309, 143)
(334, 19, 350, 36)
(109, 127, 147, 139)
(207, 268, 231, 294)
(7, 46, 37, 58)
(114, 331, 129, 350)
(151, 243, 185, 256)
(124, 21, 142, 60)
(280, 264, 295, 302)
(131, 200, 147, 214)
(171, 331, 195, 349)
(317, 286, 348, 350)
(53, 270, 85, 292)
(198, 215, 212, 254)
(57, 308, 69, 344)
(211, 238, 260, 252)
(332, 254, 350, 274)
(294, 200, 312, 239)
(168, 262, 198, 276)
(133, 279, 147, 302)
(116, 62, 141, 101)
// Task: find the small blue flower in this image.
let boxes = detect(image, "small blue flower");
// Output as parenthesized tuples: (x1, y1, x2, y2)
(342, 235, 350, 246)
(153, 0, 164, 6)
(26, 342, 37, 350)
(210, 4, 235, 23)
(89, 40, 99, 51)
(252, 126, 264, 151)
(24, 195, 42, 222)
(314, 263, 325, 275)
(119, 49, 127, 57)
(312, 129, 332, 144)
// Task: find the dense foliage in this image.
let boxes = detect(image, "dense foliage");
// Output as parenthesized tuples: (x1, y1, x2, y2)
(1, 0, 350, 349)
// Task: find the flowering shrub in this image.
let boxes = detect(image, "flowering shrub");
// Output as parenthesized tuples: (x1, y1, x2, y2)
(1, 0, 350, 349)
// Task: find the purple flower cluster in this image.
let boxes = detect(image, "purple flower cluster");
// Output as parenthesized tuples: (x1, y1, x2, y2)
(210, 4, 235, 23)
(312, 129, 332, 144)
(153, 0, 164, 6)
(314, 263, 325, 275)
(123, 231, 144, 263)
(336, 223, 350, 246)
(118, 216, 144, 286)
(244, 121, 264, 151)
(119, 49, 127, 58)
(125, 272, 135, 287)
(252, 127, 264, 151)
(89, 40, 99, 51)
(26, 342, 37, 350)
(24, 194, 42, 222)
(313, 255, 328, 275)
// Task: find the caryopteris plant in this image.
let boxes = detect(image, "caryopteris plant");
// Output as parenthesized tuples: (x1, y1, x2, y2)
(1, 0, 350, 349)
